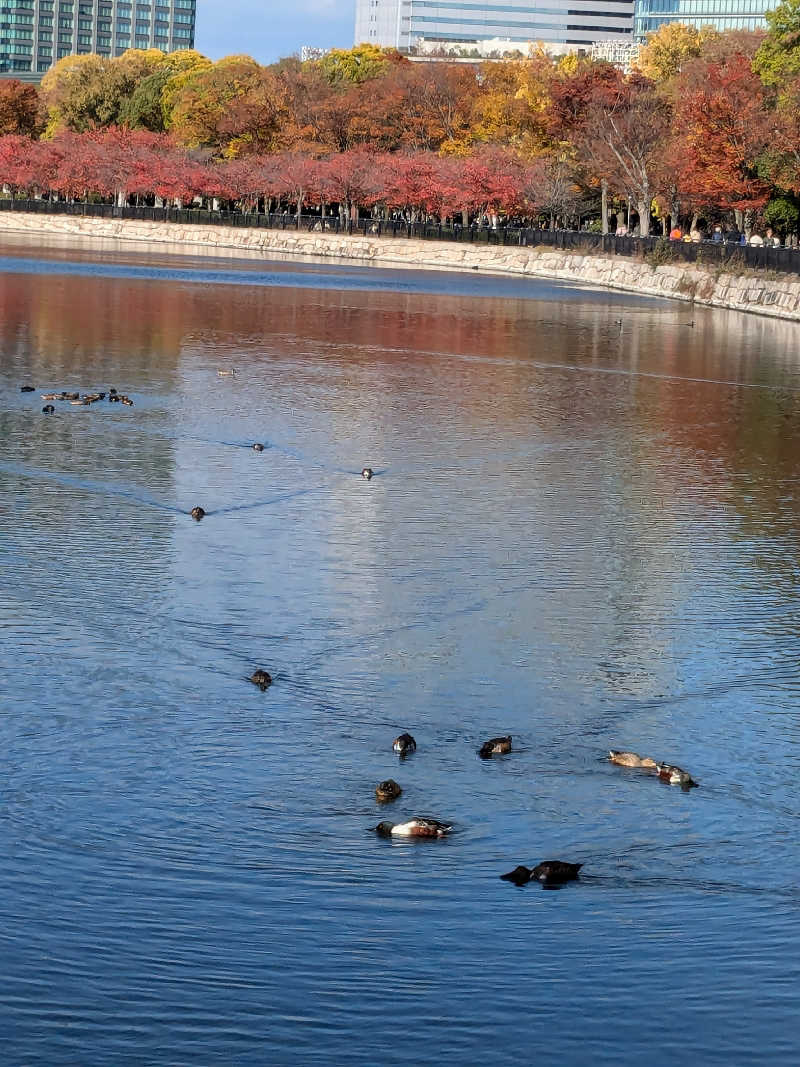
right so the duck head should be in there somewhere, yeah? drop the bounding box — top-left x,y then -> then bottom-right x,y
191,506 -> 205,521
374,822 -> 394,837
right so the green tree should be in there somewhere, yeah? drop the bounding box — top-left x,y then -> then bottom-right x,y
754,0 -> 800,86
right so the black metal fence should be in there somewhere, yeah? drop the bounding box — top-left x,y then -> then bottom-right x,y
1,198 -> 797,276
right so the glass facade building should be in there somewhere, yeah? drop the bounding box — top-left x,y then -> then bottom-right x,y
0,0 -> 195,79
355,0 -> 635,52
634,0 -> 773,40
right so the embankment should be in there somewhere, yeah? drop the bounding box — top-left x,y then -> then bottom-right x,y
2,210 -> 800,321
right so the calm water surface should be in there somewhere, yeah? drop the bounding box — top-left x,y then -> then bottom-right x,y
1,233 -> 800,1064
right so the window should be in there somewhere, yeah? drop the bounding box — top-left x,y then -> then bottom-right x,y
78,18 -> 92,28
174,10 -> 191,20
117,17 -> 130,25
58,18 -> 72,28
172,25 -> 190,35
77,33 -> 91,43
98,34 -> 110,44
38,59 -> 52,69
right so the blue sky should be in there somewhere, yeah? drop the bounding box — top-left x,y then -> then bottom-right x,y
194,0 -> 355,64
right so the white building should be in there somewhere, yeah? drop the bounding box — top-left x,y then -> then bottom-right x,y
354,0 -> 634,53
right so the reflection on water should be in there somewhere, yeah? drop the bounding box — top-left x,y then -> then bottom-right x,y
2,233 -> 800,1065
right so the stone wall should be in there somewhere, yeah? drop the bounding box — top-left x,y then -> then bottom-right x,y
3,210 -> 800,321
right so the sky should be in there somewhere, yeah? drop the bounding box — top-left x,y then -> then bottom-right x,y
194,0 -> 355,65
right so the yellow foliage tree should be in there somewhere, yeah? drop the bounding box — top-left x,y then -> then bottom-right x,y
636,22 -> 719,83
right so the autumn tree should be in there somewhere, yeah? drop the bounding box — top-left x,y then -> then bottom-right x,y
577,75 -> 671,236
168,56 -> 286,156
317,44 -> 404,85
673,51 -> 773,218
0,80 -> 41,137
318,150 -> 381,221
637,22 -> 718,84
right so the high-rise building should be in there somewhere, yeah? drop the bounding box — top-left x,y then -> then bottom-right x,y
634,0 -> 773,39
354,0 -> 634,53
0,0 -> 196,80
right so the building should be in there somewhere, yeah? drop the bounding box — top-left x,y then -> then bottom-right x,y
590,37 -> 639,69
354,0 -> 634,53
300,45 -> 330,62
0,0 -> 196,80
634,0 -> 773,40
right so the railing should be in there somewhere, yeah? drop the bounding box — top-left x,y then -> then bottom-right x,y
1,198 -> 797,276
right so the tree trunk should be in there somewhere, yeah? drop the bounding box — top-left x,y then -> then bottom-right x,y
296,189 -> 304,219
601,179 -> 608,236
637,198 -> 650,237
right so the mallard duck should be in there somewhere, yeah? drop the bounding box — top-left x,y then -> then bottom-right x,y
41,393 -> 59,401
65,392 -> 79,401
252,443 -> 265,452
608,750 -> 657,768
42,404 -> 55,415
501,861 -> 583,886
248,668 -> 272,690
362,467 -> 373,480
392,733 -> 416,756
375,779 -> 402,802
656,763 -> 698,788
121,397 -> 134,407
374,818 -> 451,838
20,385 -> 35,392
479,736 -> 512,759
190,506 -> 205,521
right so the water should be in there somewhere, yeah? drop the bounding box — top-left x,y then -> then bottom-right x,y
1,232 -> 800,1064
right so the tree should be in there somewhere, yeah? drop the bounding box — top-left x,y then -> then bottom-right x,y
577,75 -> 671,236
673,52 -> 773,215
318,150 -> 382,221
168,56 -> 285,156
754,0 -> 800,86
318,44 -> 403,85
0,80 -> 41,137
637,22 -> 718,84
521,154 -> 585,227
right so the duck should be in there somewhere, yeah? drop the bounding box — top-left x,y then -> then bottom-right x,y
361,467 -> 373,480
392,733 -> 416,756
479,736 -> 512,759
42,404 -> 55,415
655,763 -> 698,788
190,506 -> 205,521
501,861 -> 583,887
109,388 -> 118,396
252,443 -> 265,452
248,668 -> 272,690
120,396 -> 134,407
608,750 -> 657,769
65,392 -> 79,401
41,393 -> 59,401
374,818 -> 451,838
20,385 -> 35,392
375,779 -> 402,802
217,368 -> 236,377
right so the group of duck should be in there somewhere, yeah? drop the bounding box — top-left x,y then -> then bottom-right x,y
22,385 -> 134,413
